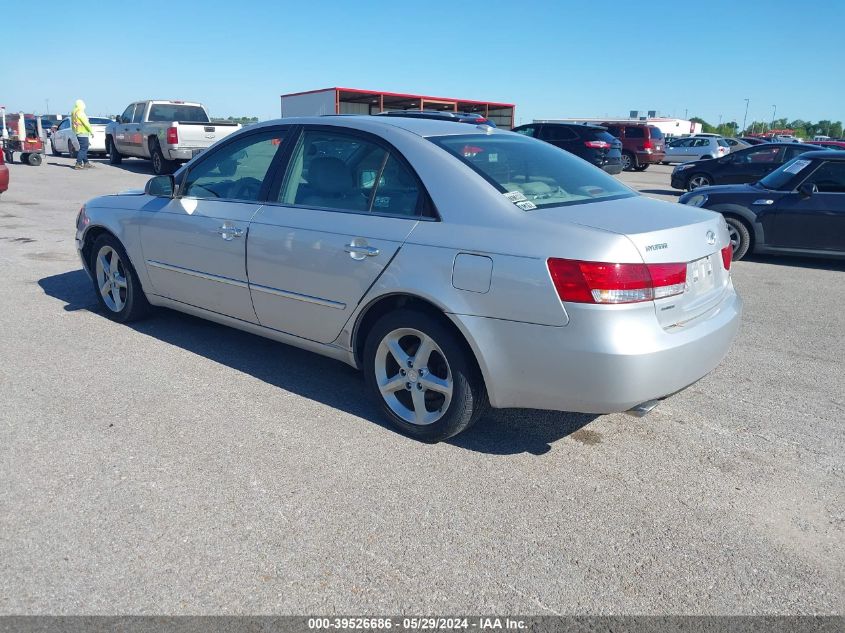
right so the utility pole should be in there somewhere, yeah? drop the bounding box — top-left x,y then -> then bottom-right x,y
771,105 -> 777,130
684,108 -> 688,119
46,99 -> 50,115
742,99 -> 750,135
718,114 -> 723,128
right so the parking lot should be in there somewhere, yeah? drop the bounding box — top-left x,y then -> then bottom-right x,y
0,153 -> 842,615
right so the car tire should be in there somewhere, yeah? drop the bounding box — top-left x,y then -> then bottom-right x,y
687,174 -> 712,190
107,138 -> 123,165
3,150 -> 12,163
27,153 -> 42,166
621,152 -> 635,171
149,138 -> 175,175
724,216 -> 752,261
633,163 -> 649,171
51,139 -> 61,156
363,309 -> 488,442
89,233 -> 151,323
700,155 -> 713,160
20,153 -> 28,164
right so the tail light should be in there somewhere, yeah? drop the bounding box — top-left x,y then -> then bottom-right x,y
721,245 -> 732,270
584,140 -> 611,149
166,127 -> 178,144
475,117 -> 489,124
643,140 -> 653,149
547,258 -> 687,304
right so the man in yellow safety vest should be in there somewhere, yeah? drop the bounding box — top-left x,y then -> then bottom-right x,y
71,99 -> 93,170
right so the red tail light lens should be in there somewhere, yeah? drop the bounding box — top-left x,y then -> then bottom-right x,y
643,140 -> 653,149
721,245 -> 732,270
584,140 -> 611,149
166,127 -> 178,144
547,259 -> 687,304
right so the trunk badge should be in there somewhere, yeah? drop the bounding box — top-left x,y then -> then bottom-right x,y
706,230 -> 716,245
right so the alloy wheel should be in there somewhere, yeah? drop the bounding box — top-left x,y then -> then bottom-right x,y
94,245 -> 128,312
727,224 -> 740,253
374,328 -> 453,426
689,175 -> 711,190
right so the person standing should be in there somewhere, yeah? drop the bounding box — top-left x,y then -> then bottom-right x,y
71,99 -> 94,170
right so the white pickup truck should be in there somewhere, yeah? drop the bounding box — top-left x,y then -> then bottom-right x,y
106,100 -> 241,174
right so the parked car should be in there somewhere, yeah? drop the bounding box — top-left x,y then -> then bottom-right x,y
375,110 -> 497,127
679,151 -> 845,260
600,123 -> 666,171
663,136 -> 730,165
723,138 -> 750,152
739,137 -> 769,145
809,140 -> 845,150
106,100 -> 242,175
75,116 -> 741,441
51,117 -> 112,157
511,122 -> 623,175
671,142 -> 826,191
0,148 -> 9,196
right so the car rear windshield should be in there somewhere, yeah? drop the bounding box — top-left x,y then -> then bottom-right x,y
429,133 -> 635,209
147,104 -> 210,123
648,126 -> 664,139
717,139 -> 730,147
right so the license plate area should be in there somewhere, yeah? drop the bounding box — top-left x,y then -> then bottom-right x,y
686,255 -> 716,296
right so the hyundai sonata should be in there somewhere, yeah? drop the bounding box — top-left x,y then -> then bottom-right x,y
76,116 -> 741,441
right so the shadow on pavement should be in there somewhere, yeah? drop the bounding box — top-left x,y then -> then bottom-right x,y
742,254 -> 845,272
38,269 -> 598,455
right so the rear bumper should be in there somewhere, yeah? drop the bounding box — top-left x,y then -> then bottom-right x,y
164,147 -> 193,161
602,163 -> 623,175
636,150 -> 666,164
0,165 -> 8,192
451,286 -> 742,412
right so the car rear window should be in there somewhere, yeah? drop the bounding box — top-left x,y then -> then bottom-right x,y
429,133 -> 635,209
148,104 -> 210,123
624,126 -> 645,138
89,118 -> 112,125
648,126 -> 664,139
717,139 -> 730,147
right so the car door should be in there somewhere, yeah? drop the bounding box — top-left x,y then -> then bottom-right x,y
246,126 -> 422,344
722,145 -> 785,184
138,127 -> 289,322
55,118 -> 72,153
113,104 -> 136,156
768,160 -> 845,251
125,102 -> 147,157
666,138 -> 690,162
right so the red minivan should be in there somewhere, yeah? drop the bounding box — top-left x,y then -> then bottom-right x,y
0,148 -> 9,196
600,123 -> 666,171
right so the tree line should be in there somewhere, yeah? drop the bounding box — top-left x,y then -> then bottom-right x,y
691,116 -> 843,139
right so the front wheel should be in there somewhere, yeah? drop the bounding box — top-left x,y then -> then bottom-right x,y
27,153 -> 42,166
363,309 -> 487,442
687,173 -> 712,190
724,216 -> 752,261
108,138 -> 122,165
90,234 -> 150,322
633,163 -> 649,171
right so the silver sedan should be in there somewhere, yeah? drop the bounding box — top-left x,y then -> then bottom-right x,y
75,116 -> 742,441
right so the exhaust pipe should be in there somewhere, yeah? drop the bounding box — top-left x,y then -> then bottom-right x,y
625,399 -> 662,418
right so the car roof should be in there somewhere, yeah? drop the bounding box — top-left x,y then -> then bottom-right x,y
800,150 -> 845,160
249,115 -> 500,137
526,122 -> 606,130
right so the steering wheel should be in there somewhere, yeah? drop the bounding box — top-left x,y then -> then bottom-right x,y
229,177 -> 262,201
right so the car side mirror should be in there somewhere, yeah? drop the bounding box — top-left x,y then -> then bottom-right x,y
145,175 -> 175,197
798,182 -> 815,198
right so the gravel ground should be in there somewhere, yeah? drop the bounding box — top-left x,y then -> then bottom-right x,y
0,152 -> 842,615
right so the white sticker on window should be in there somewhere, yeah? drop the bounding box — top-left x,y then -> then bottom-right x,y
488,153 -> 498,162
503,190 -> 528,203
783,159 -> 812,174
516,200 -> 537,211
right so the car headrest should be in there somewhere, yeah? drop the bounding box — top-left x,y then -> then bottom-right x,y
308,157 -> 354,194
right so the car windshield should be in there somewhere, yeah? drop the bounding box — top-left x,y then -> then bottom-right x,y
89,117 -> 112,125
147,104 -> 209,123
757,156 -> 817,190
430,133 -> 635,209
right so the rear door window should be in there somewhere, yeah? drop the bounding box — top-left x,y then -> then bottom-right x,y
604,125 -> 621,137
624,126 -> 645,138
131,104 -> 145,124
514,126 -> 537,137
542,126 -> 578,141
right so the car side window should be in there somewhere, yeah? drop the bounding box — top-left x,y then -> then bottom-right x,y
744,146 -> 784,163
59,119 -> 70,130
625,126 -> 645,138
279,129 -> 421,217
784,146 -> 810,161
605,126 -> 621,136
119,105 -> 134,124
182,129 -> 286,202
543,126 -> 578,142
514,126 -> 536,137
131,104 -> 145,124
804,162 -> 845,193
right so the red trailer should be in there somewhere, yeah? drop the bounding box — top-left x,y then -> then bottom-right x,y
2,113 -> 46,165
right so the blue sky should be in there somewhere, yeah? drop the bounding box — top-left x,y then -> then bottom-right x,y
4,0 -> 843,126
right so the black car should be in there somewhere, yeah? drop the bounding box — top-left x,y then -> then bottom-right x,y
678,151 -> 845,260
375,110 -> 497,127
671,142 -> 825,191
511,123 -> 623,175
739,137 -> 770,146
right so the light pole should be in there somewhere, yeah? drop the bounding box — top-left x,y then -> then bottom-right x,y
742,98 -> 750,135
771,104 -> 777,130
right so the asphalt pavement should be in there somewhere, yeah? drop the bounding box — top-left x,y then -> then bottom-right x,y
0,152 -> 842,615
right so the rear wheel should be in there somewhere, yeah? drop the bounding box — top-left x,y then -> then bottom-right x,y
633,163 -> 649,171
27,153 -> 42,166
363,309 -> 488,442
107,138 -> 122,165
149,138 -> 175,175
724,216 -> 752,261
51,138 -> 61,156
687,173 -> 712,190
621,152 -> 635,171
89,234 -> 150,322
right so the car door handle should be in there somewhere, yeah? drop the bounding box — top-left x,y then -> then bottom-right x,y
212,226 -> 244,240
344,243 -> 380,260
